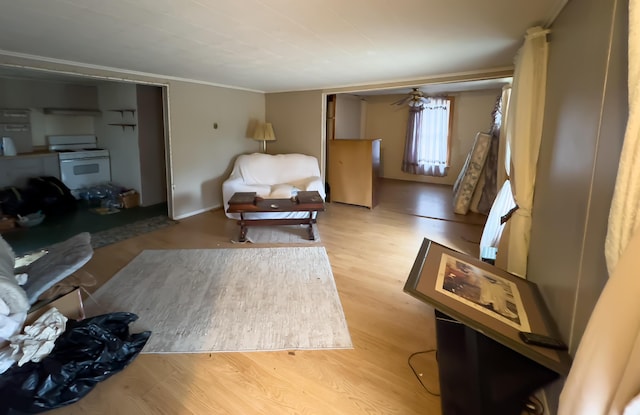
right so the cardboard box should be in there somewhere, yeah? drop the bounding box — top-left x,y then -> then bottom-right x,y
26,288 -> 85,325
0,216 -> 16,233
119,191 -> 140,208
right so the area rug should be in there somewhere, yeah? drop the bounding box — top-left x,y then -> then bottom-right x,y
85,247 -> 352,353
230,224 -> 321,244
91,215 -> 178,249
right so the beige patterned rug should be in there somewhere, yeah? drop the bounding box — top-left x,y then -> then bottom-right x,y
85,247 -> 351,353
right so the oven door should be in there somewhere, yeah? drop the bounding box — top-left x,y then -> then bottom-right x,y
59,156 -> 111,191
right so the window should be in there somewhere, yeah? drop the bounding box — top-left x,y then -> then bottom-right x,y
402,96 -> 454,177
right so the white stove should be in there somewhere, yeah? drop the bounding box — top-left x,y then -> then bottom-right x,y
47,135 -> 111,194
55,148 -> 110,160
48,135 -> 109,159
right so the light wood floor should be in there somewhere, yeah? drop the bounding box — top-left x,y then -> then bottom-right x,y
50,181 -> 485,415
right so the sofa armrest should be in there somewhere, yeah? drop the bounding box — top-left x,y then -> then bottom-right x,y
222,179 -> 272,219
222,177 -> 246,200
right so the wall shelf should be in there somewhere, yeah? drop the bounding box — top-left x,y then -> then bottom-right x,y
43,108 -> 102,116
108,123 -> 137,131
108,108 -> 137,131
108,109 -> 136,117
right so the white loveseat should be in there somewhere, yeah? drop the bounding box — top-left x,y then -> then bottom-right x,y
222,153 -> 325,219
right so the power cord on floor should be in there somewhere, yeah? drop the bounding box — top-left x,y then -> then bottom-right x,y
407,349 -> 440,397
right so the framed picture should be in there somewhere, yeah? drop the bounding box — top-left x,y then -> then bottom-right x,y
404,238 -> 571,375
435,252 -> 531,331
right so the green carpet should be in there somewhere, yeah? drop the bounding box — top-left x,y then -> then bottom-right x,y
3,202 -> 171,255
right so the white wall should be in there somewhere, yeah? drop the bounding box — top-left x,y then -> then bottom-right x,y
0,78 -> 98,109
30,110 -> 96,146
527,0 -> 626,411
0,78 -> 99,146
363,89 -> 500,185
334,94 -> 362,139
168,81 -> 265,218
265,90 -> 325,175
96,83 -> 142,196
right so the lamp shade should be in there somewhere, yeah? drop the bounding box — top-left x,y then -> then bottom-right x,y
252,123 -> 277,142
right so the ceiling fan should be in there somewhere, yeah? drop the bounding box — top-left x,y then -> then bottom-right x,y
391,88 -> 430,107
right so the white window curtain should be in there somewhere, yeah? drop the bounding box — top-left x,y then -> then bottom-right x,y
497,26 -> 550,278
402,97 -> 450,177
480,86 -> 513,261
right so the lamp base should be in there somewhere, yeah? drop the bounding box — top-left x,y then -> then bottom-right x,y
260,140 -> 267,153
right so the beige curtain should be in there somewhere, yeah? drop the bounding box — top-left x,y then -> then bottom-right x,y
496,26 -> 550,278
606,0 -> 640,274
559,228 -> 640,415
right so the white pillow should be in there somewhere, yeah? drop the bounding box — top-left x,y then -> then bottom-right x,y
269,184 -> 295,199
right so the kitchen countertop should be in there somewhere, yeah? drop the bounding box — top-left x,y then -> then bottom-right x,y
1,148 -> 58,159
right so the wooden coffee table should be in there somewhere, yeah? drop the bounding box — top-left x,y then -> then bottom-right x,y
226,191 -> 325,242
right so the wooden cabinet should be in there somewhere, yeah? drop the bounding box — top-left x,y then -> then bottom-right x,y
328,138 -> 381,208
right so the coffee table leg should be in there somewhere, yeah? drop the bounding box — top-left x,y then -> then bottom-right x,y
307,212 -> 316,240
239,213 -> 248,242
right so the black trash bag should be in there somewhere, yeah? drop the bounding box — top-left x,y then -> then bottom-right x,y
26,176 -> 78,217
0,312 -> 151,414
0,186 -> 39,216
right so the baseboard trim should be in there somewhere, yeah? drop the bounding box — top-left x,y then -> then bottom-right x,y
173,204 -> 222,220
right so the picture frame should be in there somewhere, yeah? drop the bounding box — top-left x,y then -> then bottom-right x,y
404,238 -> 571,375
435,251 -> 531,332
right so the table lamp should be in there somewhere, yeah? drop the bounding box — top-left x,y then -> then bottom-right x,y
252,122 -> 276,153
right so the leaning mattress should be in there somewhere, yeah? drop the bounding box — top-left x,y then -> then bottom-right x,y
452,132 -> 492,215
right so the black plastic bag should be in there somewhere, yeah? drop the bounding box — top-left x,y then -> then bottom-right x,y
0,312 -> 151,414
0,186 -> 39,216
26,176 -> 78,217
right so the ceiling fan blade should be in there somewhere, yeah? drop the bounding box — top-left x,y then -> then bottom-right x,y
390,88 -> 426,106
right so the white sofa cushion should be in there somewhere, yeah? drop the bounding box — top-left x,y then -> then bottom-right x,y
237,153 -> 320,186
222,153 -> 325,219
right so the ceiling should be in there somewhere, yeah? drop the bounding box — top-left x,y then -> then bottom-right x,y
0,0 -> 566,93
